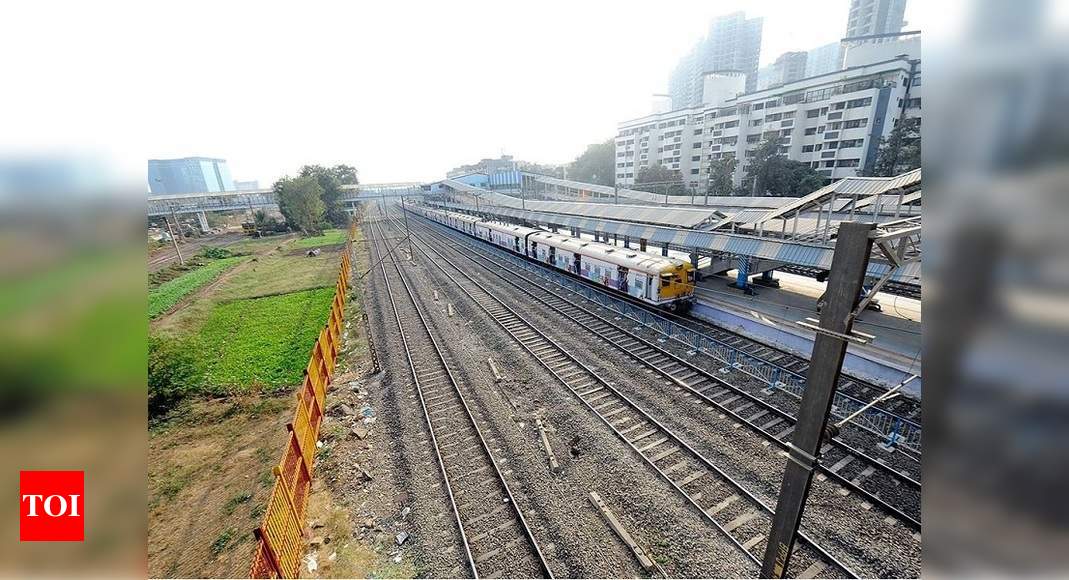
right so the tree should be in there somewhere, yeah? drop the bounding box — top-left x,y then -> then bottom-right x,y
707,156 -> 738,197
746,136 -> 827,196
275,175 -> 326,234
634,163 -> 687,195
298,164 -> 357,227
567,139 -> 615,186
867,120 -> 920,177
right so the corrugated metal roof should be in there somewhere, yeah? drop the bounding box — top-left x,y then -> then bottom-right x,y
525,174 -> 664,203
427,202 -> 919,282
442,180 -> 724,229
754,169 -> 922,224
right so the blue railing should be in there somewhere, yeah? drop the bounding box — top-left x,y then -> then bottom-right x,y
409,209 -> 922,454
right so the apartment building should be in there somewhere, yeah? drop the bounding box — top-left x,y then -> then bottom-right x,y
616,56 -> 921,192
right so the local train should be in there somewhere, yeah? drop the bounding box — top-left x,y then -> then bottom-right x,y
408,205 -> 696,311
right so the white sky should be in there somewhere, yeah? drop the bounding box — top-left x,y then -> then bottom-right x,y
0,1 -> 927,188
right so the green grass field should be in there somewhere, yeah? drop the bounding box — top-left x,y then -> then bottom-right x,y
195,287 -> 335,389
292,229 -> 346,249
149,257 -> 245,319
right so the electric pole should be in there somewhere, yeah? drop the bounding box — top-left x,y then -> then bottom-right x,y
165,205 -> 185,265
760,221 -> 874,578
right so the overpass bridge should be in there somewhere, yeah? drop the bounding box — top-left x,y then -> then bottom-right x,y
147,182 -> 424,228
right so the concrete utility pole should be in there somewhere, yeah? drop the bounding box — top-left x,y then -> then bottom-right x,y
165,205 -> 184,265
400,194 -> 412,253
760,221 -> 874,578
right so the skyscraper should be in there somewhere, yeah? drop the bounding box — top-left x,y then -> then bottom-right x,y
806,42 -> 841,77
668,12 -> 763,109
148,157 -> 235,194
845,0 -> 907,39
756,52 -> 808,90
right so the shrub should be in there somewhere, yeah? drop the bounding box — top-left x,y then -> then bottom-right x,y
149,337 -> 203,417
200,246 -> 235,260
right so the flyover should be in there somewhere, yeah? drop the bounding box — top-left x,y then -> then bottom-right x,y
147,182 -> 425,226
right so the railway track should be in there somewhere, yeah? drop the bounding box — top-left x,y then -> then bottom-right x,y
366,218 -> 553,579
404,209 -> 921,458
387,215 -> 858,579
399,215 -> 921,530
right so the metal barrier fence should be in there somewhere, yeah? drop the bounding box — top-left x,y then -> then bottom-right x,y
412,212 -> 922,454
249,224 -> 355,579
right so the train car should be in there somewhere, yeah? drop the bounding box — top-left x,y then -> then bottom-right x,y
526,231 -> 695,311
409,205 -> 695,311
483,221 -> 540,255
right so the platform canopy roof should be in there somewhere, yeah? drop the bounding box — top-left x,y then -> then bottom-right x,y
441,179 -> 725,229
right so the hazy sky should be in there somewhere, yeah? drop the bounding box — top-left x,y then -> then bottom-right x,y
2,1 -> 926,188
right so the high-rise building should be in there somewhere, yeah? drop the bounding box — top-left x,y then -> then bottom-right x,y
845,0 -> 908,39
757,52 -> 808,91
806,42 -> 841,77
617,56 -> 921,191
148,157 -> 234,194
668,12 -> 763,109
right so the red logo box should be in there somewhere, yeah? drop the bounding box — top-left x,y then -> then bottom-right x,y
19,470 -> 84,542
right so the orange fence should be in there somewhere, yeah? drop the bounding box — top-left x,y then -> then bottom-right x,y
250,224 -> 355,578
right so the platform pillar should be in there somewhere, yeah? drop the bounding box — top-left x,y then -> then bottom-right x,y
197,211 -> 210,233
639,238 -> 647,252
755,269 -> 781,288
661,243 -> 669,257
623,236 -> 630,249
734,257 -> 749,289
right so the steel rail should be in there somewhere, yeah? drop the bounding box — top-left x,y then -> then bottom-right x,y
366,217 -> 553,579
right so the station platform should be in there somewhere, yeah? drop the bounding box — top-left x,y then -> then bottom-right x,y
693,271 -> 922,397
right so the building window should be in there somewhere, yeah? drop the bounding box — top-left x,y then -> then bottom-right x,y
847,97 -> 872,108
802,145 -> 814,152
839,138 -> 863,148
694,129 -> 703,135
690,169 -> 699,175
825,131 -> 839,139
751,119 -> 762,126
692,142 -> 701,148
692,155 -> 701,161
806,109 -> 820,118
753,103 -> 764,110
906,97 -> 922,109
836,158 -> 860,167
781,119 -> 794,127
805,127 -> 817,136
826,141 -> 838,149
828,111 -> 843,120
843,118 -> 867,129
